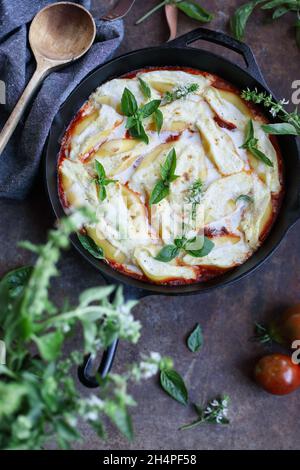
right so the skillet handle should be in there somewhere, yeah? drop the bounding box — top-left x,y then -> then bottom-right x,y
167,27 -> 268,88
77,283 -> 146,388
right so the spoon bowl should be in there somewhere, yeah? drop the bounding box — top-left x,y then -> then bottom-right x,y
29,2 -> 96,63
0,2 -> 96,155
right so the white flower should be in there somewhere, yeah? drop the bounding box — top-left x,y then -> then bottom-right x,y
89,395 -> 104,409
280,98 -> 289,105
86,411 -> 98,422
270,107 -> 278,117
150,352 -> 161,363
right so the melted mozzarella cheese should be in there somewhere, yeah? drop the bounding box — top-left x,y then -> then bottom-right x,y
196,102 -> 245,175
203,87 -> 248,129
134,246 -> 197,281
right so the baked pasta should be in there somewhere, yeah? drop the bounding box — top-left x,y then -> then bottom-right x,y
58,67 -> 283,285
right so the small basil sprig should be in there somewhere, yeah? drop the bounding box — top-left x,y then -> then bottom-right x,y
155,235 -> 214,262
240,120 -> 273,167
136,1 -> 213,25
121,88 -> 161,144
93,160 -> 116,201
137,78 -> 164,132
187,324 -> 203,353
160,368 -> 188,406
149,148 -> 179,205
77,233 -> 104,259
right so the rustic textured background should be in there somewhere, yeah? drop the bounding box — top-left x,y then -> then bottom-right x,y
1,0 -> 300,450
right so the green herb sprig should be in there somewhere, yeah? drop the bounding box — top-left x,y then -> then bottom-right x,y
186,179 -> 203,221
136,1 -> 213,25
240,120 -> 274,167
230,0 -> 300,49
155,235 -> 214,262
149,148 -> 179,205
121,88 -> 161,143
93,160 -> 116,201
241,88 -> 300,135
162,83 -> 199,105
0,210 -> 171,449
180,395 -> 230,430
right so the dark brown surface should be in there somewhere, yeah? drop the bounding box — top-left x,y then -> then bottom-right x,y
1,0 -> 300,450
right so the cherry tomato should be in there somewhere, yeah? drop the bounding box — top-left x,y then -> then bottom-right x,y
254,354 -> 300,395
278,305 -> 300,346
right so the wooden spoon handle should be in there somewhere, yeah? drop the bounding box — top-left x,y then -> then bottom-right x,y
0,64 -> 48,156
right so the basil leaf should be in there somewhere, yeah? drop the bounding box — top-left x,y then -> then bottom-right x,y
187,324 -> 203,353
160,369 -> 188,406
185,236 -> 214,257
174,237 -> 187,249
155,245 -> 180,262
34,331 -> 64,361
177,1 -> 213,23
138,77 -> 151,99
242,119 -> 255,146
160,148 -> 177,182
272,5 -> 292,18
249,146 -> 274,167
236,194 -> 254,203
0,266 -> 32,305
262,0 -> 298,9
154,109 -> 163,133
121,87 -> 138,116
125,115 -> 138,130
77,233 -> 104,259
129,122 -> 149,144
230,1 -> 264,40
98,184 -> 107,201
139,99 -> 161,119
95,160 -> 105,180
261,122 -> 299,135
149,179 -> 169,205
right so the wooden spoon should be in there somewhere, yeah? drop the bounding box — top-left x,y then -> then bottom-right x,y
0,2 -> 96,155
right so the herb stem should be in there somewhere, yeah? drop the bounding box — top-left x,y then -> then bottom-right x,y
40,305 -> 117,327
135,0 -> 167,24
179,419 -> 205,431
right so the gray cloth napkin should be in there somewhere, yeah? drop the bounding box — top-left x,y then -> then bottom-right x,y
0,0 -> 124,200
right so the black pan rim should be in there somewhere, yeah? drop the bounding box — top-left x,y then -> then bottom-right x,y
44,40 -> 299,296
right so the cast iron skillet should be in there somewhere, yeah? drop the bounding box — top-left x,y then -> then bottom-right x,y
45,28 -> 300,387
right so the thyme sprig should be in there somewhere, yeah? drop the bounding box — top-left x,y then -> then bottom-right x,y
162,83 -> 199,105
186,179 -> 203,221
